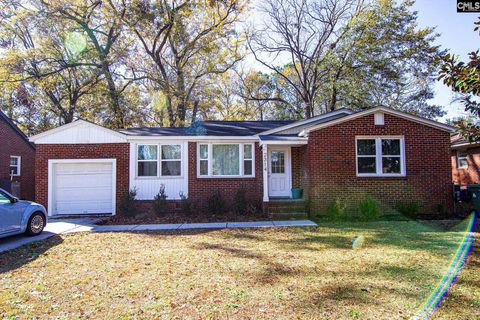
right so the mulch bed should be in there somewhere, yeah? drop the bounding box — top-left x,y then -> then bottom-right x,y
96,211 -> 272,225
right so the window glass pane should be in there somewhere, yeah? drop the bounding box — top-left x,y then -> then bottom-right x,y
200,144 -> 208,159
200,160 -> 209,175
382,157 -> 401,174
382,139 -> 400,155
138,162 -> 157,176
138,145 -> 157,160
244,144 -> 252,159
358,157 -> 376,174
162,145 -> 181,160
244,160 -> 253,175
0,192 -> 10,204
10,157 -> 18,166
212,144 -> 240,175
9,166 -> 18,175
271,151 -> 285,174
162,161 -> 181,176
357,139 -> 376,155
458,152 -> 468,168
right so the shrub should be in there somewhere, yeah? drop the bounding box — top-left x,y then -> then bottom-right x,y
153,184 -> 168,216
119,188 -> 137,217
179,191 -> 197,216
207,190 -> 226,215
395,200 -> 421,218
358,196 -> 381,221
325,197 -> 348,221
233,186 -> 248,215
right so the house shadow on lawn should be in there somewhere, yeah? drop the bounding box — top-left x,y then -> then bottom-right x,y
0,235 -> 64,274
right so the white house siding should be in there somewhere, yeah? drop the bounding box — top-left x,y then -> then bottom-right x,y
31,121 -> 126,144
129,141 -> 189,200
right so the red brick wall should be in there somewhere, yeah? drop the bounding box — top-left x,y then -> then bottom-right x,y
35,144 -> 129,212
307,113 -> 452,215
292,145 -> 309,198
0,119 -> 35,200
187,142 -> 264,212
451,147 -> 480,184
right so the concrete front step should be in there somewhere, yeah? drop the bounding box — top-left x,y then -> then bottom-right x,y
268,199 -> 307,215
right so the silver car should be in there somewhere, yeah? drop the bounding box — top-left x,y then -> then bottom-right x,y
0,188 -> 47,238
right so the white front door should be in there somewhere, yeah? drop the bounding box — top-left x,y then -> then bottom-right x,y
268,147 -> 291,197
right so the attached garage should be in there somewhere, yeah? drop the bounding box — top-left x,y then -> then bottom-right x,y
49,159 -> 116,216
30,120 -> 129,217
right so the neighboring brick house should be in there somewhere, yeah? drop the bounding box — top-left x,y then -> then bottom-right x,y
451,134 -> 480,184
0,110 -> 35,200
29,107 -> 454,217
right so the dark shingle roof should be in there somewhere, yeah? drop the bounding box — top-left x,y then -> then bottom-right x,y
0,109 -> 35,149
119,120 -> 295,136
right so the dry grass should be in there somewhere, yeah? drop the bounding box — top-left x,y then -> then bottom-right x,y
0,220 -> 478,319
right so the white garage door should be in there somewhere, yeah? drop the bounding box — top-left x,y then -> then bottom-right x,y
52,161 -> 115,215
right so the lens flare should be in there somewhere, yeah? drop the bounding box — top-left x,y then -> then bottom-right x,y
64,32 -> 87,56
414,212 -> 476,320
352,235 -> 365,249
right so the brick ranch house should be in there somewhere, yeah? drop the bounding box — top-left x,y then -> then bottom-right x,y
29,107 -> 455,217
451,133 -> 480,184
0,109 -> 35,200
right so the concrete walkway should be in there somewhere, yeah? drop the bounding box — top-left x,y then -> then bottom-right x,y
0,219 -> 317,254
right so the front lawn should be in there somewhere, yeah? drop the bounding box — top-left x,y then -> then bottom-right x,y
0,220 -> 478,319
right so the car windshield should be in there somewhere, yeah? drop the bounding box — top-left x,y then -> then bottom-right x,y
0,191 -> 11,204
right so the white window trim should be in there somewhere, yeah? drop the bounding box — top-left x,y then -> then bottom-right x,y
10,156 -> 21,176
355,136 -> 406,177
457,150 -> 469,169
136,143 -> 183,179
197,142 -> 255,178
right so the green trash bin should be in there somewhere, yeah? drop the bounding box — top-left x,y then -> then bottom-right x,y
291,188 -> 303,199
468,184 -> 480,213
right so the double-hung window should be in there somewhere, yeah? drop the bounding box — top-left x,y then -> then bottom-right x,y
138,145 -> 158,177
457,151 -> 468,169
137,144 -> 182,177
9,156 -> 21,176
356,137 -> 405,177
161,145 -> 181,176
198,143 -> 254,177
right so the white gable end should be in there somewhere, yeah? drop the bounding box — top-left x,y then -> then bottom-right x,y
30,120 -> 127,144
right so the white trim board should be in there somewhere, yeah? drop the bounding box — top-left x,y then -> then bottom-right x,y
299,107 -> 455,136
258,109 -> 355,136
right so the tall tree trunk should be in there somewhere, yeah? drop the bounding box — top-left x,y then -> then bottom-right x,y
101,61 -> 124,128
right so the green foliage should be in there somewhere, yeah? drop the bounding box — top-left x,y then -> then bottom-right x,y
439,36 -> 480,141
119,188 -> 137,217
153,185 -> 168,217
179,191 -> 197,216
325,197 -> 348,221
358,196 -> 381,221
395,200 -> 422,218
207,190 -> 226,215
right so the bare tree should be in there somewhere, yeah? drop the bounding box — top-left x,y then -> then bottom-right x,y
248,0 -> 365,118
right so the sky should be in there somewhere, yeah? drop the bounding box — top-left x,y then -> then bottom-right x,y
412,0 -> 478,121
247,0 -> 479,122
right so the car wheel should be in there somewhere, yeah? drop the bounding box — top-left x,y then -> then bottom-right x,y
26,212 -> 46,236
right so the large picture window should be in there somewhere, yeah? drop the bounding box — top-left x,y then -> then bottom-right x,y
356,137 -> 405,177
137,144 -> 182,177
198,143 -> 254,177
